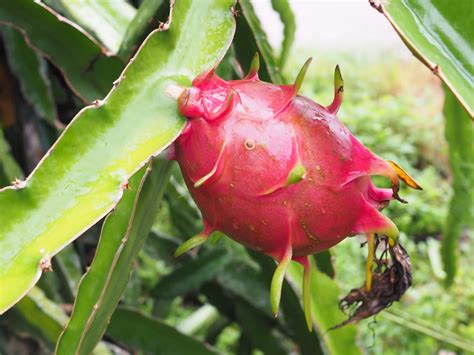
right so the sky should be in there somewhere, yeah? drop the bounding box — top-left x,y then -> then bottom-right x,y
253,0 -> 409,54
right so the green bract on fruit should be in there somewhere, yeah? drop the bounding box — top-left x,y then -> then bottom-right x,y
170,54 -> 421,330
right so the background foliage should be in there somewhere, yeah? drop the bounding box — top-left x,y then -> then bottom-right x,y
0,0 -> 472,354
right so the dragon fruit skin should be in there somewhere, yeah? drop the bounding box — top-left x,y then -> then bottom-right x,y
172,56 -> 420,329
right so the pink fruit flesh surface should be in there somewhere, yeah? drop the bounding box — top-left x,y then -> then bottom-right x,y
173,61 -> 408,263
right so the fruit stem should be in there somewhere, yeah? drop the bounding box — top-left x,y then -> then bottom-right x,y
365,233 -> 375,292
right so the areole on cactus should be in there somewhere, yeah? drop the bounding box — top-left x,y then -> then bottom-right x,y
168,54 -> 422,330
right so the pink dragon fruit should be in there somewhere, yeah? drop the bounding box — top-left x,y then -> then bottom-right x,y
171,55 -> 421,330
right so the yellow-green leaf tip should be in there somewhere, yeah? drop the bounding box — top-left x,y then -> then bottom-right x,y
294,58 -> 313,94
287,164 -> 306,185
174,234 -> 208,257
246,52 -> 260,78
270,254 -> 292,317
334,64 -> 344,92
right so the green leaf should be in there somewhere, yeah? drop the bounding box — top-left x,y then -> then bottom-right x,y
247,251 -> 324,355
118,0 -> 168,61
287,261 -> 362,355
107,307 -> 218,355
270,0 -> 295,70
1,27 -> 57,123
207,244 -> 324,354
152,249 -> 232,299
164,173 -> 202,237
12,287 -> 110,354
215,44 -> 239,80
217,260 -> 271,314
15,287 -> 68,345
36,267 -> 64,305
441,86 -> 473,286
0,0 -> 236,315
375,0 -> 474,117
0,0 -> 123,101
237,0 -> 284,84
314,251 -> 335,278
176,304 -> 220,336
52,245 -> 83,301
146,230 -> 182,268
381,310 -> 474,352
45,0 -> 136,54
8,288 -> 110,353
56,159 -> 172,355
0,129 -> 23,186
1,308 -> 54,351
234,299 -> 289,355
122,265 -> 142,308
202,281 -> 290,354
40,248 -> 81,304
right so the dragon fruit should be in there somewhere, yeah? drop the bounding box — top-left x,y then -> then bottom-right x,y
171,54 -> 421,330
